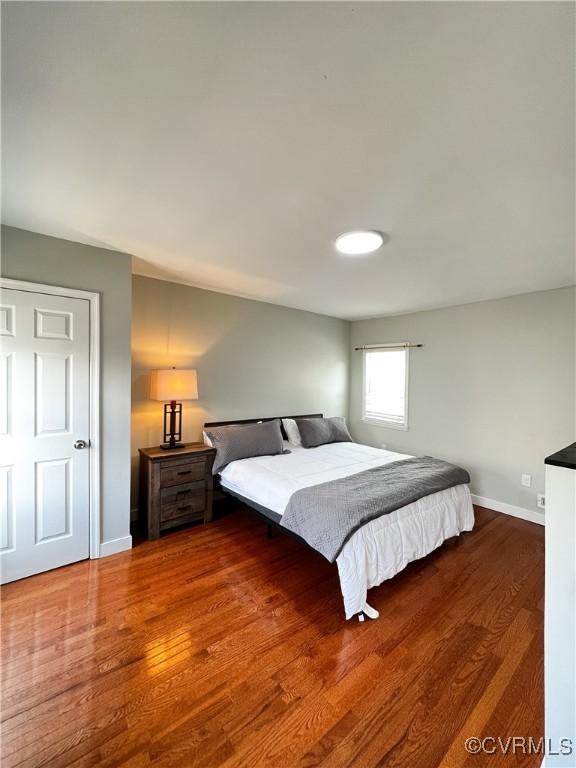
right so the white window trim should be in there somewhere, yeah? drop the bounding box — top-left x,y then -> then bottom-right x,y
0,277 -> 102,558
361,343 -> 410,430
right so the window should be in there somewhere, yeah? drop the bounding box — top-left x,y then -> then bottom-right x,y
362,345 -> 409,429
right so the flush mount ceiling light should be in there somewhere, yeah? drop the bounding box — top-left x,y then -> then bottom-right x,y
335,230 -> 385,255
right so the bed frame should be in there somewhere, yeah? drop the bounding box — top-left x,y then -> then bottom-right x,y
205,414 -> 323,439
204,413 -> 322,542
203,413 -> 379,621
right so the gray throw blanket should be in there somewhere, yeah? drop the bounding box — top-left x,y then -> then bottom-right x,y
280,456 -> 470,562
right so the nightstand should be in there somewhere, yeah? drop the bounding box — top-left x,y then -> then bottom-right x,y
138,443 -> 216,540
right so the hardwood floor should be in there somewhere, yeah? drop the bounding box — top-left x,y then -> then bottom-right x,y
1,505 -> 544,768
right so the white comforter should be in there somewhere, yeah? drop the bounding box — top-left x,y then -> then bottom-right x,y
220,442 -> 474,618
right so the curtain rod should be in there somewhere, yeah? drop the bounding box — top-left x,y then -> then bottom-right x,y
354,343 -> 423,351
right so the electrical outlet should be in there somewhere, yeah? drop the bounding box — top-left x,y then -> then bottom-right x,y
381,443 -> 388,450
537,494 -> 545,510
521,474 -> 532,488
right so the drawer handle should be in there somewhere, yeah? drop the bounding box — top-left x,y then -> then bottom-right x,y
176,470 -> 192,476
178,504 -> 192,511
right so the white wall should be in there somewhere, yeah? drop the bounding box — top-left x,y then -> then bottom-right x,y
1,226 -> 132,549
131,274 -> 350,508
350,287 -> 575,513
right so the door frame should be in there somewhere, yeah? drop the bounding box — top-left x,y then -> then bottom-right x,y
0,277 -> 102,558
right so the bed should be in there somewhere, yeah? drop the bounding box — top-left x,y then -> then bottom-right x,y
205,415 -> 474,620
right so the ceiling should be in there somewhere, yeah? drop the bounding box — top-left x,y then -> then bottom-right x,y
2,2 -> 574,320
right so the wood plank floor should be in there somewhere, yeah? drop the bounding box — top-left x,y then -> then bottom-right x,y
1,505 -> 544,768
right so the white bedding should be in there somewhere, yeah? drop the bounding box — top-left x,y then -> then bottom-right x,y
220,442 -> 474,618
220,441 -> 415,513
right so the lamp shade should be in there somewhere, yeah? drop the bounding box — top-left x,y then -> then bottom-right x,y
150,368 -> 198,401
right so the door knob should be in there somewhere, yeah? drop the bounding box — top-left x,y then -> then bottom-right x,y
74,440 -> 89,450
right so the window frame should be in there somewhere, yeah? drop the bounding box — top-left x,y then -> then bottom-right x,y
361,343 -> 410,430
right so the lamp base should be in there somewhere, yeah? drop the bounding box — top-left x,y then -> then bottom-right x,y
160,401 -> 183,451
160,441 -> 184,450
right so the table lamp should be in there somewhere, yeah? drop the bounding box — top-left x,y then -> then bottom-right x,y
150,368 -> 198,449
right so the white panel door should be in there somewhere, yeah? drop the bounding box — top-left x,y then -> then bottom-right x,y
0,288 -> 90,583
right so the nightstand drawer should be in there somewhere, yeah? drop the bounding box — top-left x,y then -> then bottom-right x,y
160,461 -> 206,487
160,481 -> 205,507
160,490 -> 206,522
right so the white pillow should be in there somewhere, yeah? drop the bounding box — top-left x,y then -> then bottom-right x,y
202,430 -> 213,447
282,418 -> 302,447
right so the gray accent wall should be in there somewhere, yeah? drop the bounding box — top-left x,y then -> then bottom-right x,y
131,275 -> 350,508
1,225 -> 132,546
350,287 -> 576,513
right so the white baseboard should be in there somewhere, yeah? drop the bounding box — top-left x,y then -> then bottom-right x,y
471,494 -> 545,526
99,535 -> 133,557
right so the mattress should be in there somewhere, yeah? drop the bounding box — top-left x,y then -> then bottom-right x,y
219,441 -> 415,515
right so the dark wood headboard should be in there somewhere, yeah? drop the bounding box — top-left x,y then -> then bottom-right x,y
204,414 -> 323,440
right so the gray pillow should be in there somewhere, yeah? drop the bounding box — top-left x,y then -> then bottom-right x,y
204,419 -> 285,474
295,417 -> 353,448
